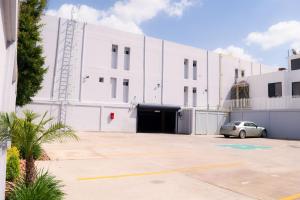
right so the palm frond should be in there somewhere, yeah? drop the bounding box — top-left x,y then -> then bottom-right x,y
0,112 -> 15,142
37,122 -> 78,144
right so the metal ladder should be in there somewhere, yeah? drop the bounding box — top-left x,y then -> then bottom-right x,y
58,19 -> 76,124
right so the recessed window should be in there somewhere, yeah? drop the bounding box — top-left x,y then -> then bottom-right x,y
235,69 -> 239,79
241,70 -> 245,77
123,79 -> 129,102
268,82 -> 282,98
111,44 -> 118,69
111,78 -> 117,98
184,86 -> 188,106
192,87 -> 197,107
193,60 -> 197,80
291,58 -> 300,71
292,82 -> 300,97
184,59 -> 189,79
99,77 -> 104,83
124,47 -> 130,70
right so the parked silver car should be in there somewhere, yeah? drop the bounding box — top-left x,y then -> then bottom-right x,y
220,121 -> 267,139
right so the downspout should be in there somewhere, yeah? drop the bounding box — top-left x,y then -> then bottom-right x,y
161,40 -> 165,105
143,36 -> 146,103
206,50 -> 209,110
79,22 -> 86,102
51,17 -> 61,99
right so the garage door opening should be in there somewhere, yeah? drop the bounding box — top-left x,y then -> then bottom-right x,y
137,104 -> 180,134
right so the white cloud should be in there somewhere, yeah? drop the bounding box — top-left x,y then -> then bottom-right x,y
246,21 -> 300,51
46,0 -> 195,34
214,45 -> 257,62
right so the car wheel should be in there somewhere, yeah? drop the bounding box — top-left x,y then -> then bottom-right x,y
239,131 -> 246,139
261,130 -> 267,138
224,135 -> 230,138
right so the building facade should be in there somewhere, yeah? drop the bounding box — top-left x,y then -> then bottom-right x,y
230,54 -> 300,139
0,0 -> 18,199
26,15 -> 276,134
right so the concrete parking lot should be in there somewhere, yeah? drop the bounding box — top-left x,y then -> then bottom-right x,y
37,132 -> 300,200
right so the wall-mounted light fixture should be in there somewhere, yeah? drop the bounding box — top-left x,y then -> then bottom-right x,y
83,75 -> 90,82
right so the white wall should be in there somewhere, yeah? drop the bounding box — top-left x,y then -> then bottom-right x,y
144,36 -> 162,104
231,110 -> 300,140
0,0 -> 18,199
244,69 -> 300,110
28,15 -> 277,133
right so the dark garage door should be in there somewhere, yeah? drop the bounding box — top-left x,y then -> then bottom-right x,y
137,104 -> 180,133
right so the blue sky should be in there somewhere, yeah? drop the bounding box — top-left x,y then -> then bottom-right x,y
47,0 -> 300,67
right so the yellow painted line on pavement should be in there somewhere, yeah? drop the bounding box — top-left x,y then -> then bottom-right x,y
78,162 -> 242,181
280,193 -> 300,200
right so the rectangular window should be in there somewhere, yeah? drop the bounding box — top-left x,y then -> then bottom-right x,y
291,58 -> 300,71
123,79 -> 129,102
292,82 -> 300,97
192,87 -> 197,107
235,68 -> 239,79
193,60 -> 197,80
99,77 -> 104,83
124,47 -> 130,70
268,82 -> 282,98
111,44 -> 118,69
241,70 -> 245,77
111,78 -> 117,98
184,86 -> 188,106
184,59 -> 189,79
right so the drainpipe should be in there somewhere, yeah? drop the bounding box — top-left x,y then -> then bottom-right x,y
143,36 -> 146,103
51,17 -> 61,99
161,40 -> 165,105
79,22 -> 86,102
206,50 -> 209,110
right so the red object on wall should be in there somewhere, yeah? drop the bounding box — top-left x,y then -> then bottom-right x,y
110,112 -> 115,120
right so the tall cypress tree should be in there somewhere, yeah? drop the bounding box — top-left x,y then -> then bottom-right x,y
17,0 -> 47,106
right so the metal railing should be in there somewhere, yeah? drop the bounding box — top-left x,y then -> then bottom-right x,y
225,96 -> 300,110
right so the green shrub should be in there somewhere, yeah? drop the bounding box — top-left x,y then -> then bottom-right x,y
19,144 -> 42,160
6,147 -> 20,182
8,171 -> 64,200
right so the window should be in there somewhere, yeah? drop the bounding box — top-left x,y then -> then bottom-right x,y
99,77 -> 104,83
123,79 -> 129,102
184,86 -> 188,106
291,58 -> 300,71
184,59 -> 189,79
241,70 -> 245,77
193,60 -> 197,80
111,45 -> 118,69
192,87 -> 197,107
268,82 -> 282,98
292,82 -> 300,97
235,69 -> 239,79
124,47 -> 130,70
110,78 -> 117,98
244,122 -> 257,127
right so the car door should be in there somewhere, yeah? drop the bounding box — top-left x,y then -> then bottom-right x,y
244,123 -> 256,136
249,123 -> 260,136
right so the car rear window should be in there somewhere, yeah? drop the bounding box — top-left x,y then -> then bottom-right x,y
232,122 -> 241,126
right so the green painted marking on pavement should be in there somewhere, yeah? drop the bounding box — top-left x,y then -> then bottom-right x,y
218,144 -> 272,150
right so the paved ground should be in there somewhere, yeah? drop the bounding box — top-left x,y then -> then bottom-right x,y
37,132 -> 300,200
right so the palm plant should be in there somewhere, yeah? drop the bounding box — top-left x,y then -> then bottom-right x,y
0,110 -> 77,185
8,170 -> 64,200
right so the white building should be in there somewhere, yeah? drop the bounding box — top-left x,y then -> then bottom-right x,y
26,15 -> 276,135
230,54 -> 300,139
0,0 -> 18,199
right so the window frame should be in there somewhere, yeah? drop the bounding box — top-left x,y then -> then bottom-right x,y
292,81 -> 300,97
268,82 -> 282,98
